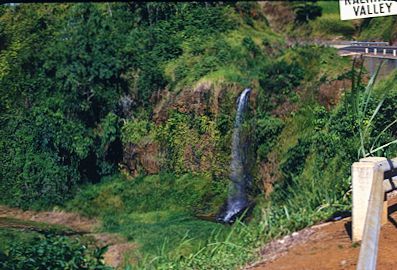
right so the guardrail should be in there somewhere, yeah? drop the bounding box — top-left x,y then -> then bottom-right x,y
351,41 -> 389,47
352,157 -> 397,270
363,48 -> 397,57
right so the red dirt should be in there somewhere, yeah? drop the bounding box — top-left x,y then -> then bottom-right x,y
0,205 -> 98,232
247,197 -> 397,270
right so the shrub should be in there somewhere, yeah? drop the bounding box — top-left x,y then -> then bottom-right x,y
291,1 -> 322,23
259,60 -> 304,96
0,235 -> 110,270
256,115 -> 284,161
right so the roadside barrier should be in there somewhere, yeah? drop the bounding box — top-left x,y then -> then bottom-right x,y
362,47 -> 397,58
352,157 -> 397,270
352,41 -> 389,47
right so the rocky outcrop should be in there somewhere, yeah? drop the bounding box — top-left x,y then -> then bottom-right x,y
123,80 -> 257,177
152,81 -> 250,123
318,79 -> 351,110
172,81 -> 212,115
259,2 -> 295,33
122,142 -> 161,177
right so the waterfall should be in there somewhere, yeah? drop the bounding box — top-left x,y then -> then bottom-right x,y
218,88 -> 251,224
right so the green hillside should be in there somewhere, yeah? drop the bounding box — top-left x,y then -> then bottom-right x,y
1,2 -> 397,269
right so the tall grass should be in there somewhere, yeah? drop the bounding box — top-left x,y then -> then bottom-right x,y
349,59 -> 397,158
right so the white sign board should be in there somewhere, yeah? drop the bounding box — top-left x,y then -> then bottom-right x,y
339,0 -> 397,20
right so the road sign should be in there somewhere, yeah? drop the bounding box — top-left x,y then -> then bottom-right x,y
339,0 -> 397,20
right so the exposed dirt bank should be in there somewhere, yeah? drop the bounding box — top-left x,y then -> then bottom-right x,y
0,205 -> 98,232
247,197 -> 397,270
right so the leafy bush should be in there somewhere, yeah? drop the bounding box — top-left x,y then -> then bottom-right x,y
267,60 -> 304,94
0,235 -> 110,270
279,138 -> 311,184
256,115 -> 284,160
124,2 -> 237,99
291,1 -> 322,23
155,111 -> 224,176
121,119 -> 154,145
0,5 -> 126,207
0,104 -> 89,208
95,112 -> 123,176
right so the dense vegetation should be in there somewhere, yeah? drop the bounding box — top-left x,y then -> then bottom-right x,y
0,222 -> 109,270
1,2 -> 397,269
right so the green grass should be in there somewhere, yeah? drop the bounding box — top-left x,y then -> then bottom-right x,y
103,211 -> 225,260
286,1 -> 355,40
139,157 -> 352,269
358,16 -> 397,42
317,1 -> 339,16
281,46 -> 351,82
0,216 -> 98,253
66,173 -> 230,264
163,8 -> 282,91
291,1 -> 357,39
67,173 -> 227,217
310,14 -> 355,39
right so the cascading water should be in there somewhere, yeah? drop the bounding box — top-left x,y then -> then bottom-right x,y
217,88 -> 251,224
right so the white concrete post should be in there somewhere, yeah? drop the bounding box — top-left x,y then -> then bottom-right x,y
354,157 -> 397,269
352,161 -> 378,242
383,49 -> 387,55
374,48 -> 377,55
394,50 -> 396,57
365,48 -> 369,54
352,157 -> 387,242
357,166 -> 385,270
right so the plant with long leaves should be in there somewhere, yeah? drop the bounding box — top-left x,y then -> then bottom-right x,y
350,58 -> 397,158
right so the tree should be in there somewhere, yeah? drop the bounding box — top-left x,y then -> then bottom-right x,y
290,0 -> 322,23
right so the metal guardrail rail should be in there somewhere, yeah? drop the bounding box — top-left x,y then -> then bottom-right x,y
351,41 -> 389,47
352,157 -> 397,270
